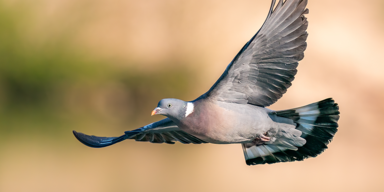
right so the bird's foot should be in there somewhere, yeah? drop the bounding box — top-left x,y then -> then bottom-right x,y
260,133 -> 270,142
252,133 -> 271,145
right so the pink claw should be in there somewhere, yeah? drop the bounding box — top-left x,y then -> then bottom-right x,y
260,134 -> 270,142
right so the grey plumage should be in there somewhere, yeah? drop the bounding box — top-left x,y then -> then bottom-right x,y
204,0 -> 308,106
73,0 -> 340,166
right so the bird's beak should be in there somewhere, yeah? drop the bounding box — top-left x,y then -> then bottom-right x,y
151,107 -> 161,116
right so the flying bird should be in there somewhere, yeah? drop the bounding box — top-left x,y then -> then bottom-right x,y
73,0 -> 340,165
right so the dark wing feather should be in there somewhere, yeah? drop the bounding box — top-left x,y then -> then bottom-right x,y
73,118 -> 207,148
202,0 -> 308,106
73,131 -> 127,148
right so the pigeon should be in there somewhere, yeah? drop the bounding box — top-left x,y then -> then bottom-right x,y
73,0 -> 340,165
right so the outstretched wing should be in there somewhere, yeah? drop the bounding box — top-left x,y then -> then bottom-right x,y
202,0 -> 309,107
73,118 -> 207,148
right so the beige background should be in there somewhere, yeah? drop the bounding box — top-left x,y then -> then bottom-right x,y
0,0 -> 383,191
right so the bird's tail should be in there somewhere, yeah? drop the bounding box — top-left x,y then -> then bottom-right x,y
243,98 -> 340,165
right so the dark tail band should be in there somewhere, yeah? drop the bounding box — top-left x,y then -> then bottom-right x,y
275,98 -> 340,158
244,98 -> 340,165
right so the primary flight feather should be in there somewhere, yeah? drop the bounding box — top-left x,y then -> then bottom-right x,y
73,0 -> 339,165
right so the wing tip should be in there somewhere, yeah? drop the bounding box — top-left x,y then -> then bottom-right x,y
73,130 -> 126,148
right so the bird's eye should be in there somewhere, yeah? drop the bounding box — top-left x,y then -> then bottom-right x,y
167,104 -> 172,108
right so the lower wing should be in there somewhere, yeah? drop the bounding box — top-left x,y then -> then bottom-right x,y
73,118 -> 207,148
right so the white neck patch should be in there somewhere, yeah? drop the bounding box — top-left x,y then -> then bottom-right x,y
185,102 -> 194,117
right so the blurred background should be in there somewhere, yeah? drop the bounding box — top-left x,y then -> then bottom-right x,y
0,0 -> 383,191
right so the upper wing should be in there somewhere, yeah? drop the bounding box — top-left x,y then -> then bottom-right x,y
202,0 -> 309,106
73,118 -> 207,148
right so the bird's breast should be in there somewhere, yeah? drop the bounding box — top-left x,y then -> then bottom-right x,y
177,101 -> 236,143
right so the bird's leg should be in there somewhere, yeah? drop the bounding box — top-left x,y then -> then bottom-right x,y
252,132 -> 271,145
260,133 -> 270,142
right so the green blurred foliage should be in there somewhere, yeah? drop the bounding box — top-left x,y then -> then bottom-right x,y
0,3 -> 195,137
0,3 -> 103,107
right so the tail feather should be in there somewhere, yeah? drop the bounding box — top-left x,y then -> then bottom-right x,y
243,98 -> 340,165
73,131 -> 127,148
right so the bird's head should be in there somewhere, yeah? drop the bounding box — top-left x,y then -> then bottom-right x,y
151,98 -> 193,121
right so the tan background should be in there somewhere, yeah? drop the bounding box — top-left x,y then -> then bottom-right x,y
0,0 -> 383,191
